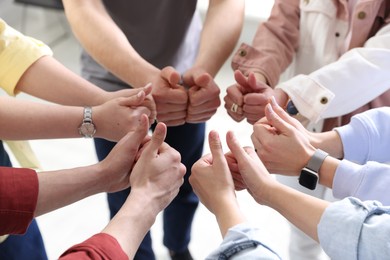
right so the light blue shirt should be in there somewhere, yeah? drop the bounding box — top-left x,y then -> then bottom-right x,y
207,198 -> 390,259
318,197 -> 390,260
333,107 -> 390,204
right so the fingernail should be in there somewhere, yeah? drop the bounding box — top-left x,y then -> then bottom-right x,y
137,91 -> 144,98
270,96 -> 278,107
266,103 -> 274,114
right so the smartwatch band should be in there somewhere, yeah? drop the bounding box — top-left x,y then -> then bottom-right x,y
306,149 -> 329,172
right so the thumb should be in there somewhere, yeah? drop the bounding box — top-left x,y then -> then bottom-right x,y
119,90 -> 146,107
161,66 -> 181,86
247,73 -> 268,92
144,121 -> 167,154
226,131 -> 251,165
264,101 -> 293,135
269,96 -> 303,129
122,114 -> 150,148
207,130 -> 226,167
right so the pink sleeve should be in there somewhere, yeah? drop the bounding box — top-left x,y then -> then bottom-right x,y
231,0 -> 300,87
60,233 -> 128,260
0,167 -> 38,235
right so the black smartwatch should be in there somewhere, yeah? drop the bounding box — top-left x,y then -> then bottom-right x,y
299,149 -> 328,190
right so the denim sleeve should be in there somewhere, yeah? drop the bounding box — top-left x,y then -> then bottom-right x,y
318,197 -> 390,260
205,222 -> 281,260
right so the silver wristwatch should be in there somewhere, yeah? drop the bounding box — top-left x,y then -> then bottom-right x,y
299,149 -> 328,190
78,107 -> 96,138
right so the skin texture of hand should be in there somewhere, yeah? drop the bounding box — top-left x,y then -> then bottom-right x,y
190,130 -> 245,237
103,84 -> 157,124
152,66 -> 188,126
96,115 -> 151,193
251,97 -> 316,175
225,130 -> 276,205
101,120 -> 185,259
93,90 -> 152,142
35,115 -> 150,216
130,120 -> 186,213
224,70 -> 289,124
225,130 -> 329,242
182,67 -> 221,123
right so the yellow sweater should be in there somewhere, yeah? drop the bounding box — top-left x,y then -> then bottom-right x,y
0,18 -> 52,95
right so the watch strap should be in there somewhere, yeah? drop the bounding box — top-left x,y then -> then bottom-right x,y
83,107 -> 93,123
306,149 -> 329,172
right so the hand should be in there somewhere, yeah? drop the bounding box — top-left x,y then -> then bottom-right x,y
98,114 -> 150,193
190,130 -> 237,215
226,130 -> 276,205
130,121 -> 186,213
224,70 -> 247,122
251,97 -> 315,175
182,67 -> 221,123
93,89 -> 152,142
153,66 -> 188,126
102,84 -> 157,124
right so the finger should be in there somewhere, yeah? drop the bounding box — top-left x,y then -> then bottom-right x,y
124,114 -> 150,147
208,130 -> 226,167
226,131 -> 250,164
269,96 -> 302,129
244,92 -> 269,105
264,101 -> 293,134
144,121 -> 167,154
225,85 -> 244,106
193,72 -> 212,88
234,70 -> 249,88
142,82 -> 153,96
161,66 -> 181,86
247,72 -> 268,92
119,90 -> 146,107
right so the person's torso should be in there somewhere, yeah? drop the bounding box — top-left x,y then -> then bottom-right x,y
283,0 -> 386,79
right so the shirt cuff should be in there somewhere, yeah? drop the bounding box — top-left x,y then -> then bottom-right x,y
276,74 -> 334,123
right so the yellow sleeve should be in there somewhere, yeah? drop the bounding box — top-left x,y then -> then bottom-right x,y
0,19 -> 53,96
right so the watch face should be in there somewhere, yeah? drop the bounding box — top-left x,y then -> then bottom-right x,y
79,122 -> 96,137
299,168 -> 318,190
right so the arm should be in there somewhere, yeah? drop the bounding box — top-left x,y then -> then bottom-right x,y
190,131 -> 281,259
63,0 -> 187,126
0,19 -> 143,106
190,131 -> 246,237
224,0 -> 299,124
181,0 -> 244,124
334,107 -> 390,163
0,116 -> 149,235
277,25 -> 390,123
34,115 -> 150,216
226,130 -> 328,242
62,0 -> 158,89
231,0 -> 300,88
0,91 -> 151,142
62,121 -> 186,259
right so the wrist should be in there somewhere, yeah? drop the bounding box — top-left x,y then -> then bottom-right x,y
299,149 -> 329,190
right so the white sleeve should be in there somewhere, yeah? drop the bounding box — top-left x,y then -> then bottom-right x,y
276,24 -> 390,123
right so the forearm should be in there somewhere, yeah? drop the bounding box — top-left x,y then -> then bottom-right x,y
310,130 -> 344,159
195,0 -> 244,77
263,183 -> 329,241
101,192 -> 159,259
214,199 -> 246,237
63,0 -> 159,88
15,56 -> 109,106
35,164 -> 104,216
0,97 -> 83,140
